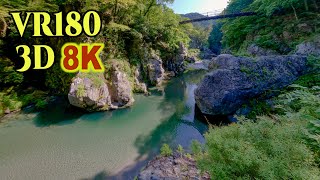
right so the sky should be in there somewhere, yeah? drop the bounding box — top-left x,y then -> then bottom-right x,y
169,0 -> 229,14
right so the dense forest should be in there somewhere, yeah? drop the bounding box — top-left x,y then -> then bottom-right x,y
0,0 -> 319,179
209,0 -> 320,55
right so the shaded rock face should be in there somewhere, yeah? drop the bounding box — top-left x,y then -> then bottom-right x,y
195,54 -> 308,116
68,75 -> 111,111
138,153 -> 210,180
200,47 -> 216,59
186,56 -> 196,63
109,68 -> 134,107
147,53 -> 165,86
295,37 -> 320,56
134,67 -> 148,94
168,42 -> 187,75
247,44 -> 279,56
68,70 -> 134,111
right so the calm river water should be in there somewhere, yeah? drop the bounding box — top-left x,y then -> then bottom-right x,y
0,70 -> 208,180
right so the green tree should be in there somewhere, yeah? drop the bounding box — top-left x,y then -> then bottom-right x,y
208,22 -> 223,54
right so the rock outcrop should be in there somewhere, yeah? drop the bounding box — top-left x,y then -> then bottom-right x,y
147,53 -> 165,86
108,67 -> 134,107
167,42 -> 188,75
247,44 -> 279,56
138,153 -> 210,180
68,74 -> 111,111
134,67 -> 148,95
200,47 -> 216,59
295,37 -> 320,56
68,69 -> 134,111
195,54 -> 309,116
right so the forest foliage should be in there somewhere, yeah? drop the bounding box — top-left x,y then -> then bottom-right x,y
0,0 -> 203,115
208,0 -> 320,54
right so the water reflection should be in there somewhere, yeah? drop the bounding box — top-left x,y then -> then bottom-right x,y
108,70 -> 209,179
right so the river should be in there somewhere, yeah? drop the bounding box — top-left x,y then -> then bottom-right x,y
0,70 -> 209,180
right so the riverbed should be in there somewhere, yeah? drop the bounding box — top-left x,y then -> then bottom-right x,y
0,70 -> 208,180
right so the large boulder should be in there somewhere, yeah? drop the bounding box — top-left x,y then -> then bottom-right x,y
68,69 -> 134,111
108,67 -> 134,107
147,53 -> 165,86
195,54 -> 309,116
68,74 -> 111,111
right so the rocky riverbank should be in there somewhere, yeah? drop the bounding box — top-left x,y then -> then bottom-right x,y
138,153 -> 210,180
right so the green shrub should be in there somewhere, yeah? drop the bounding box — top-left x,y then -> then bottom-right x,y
76,84 -> 86,97
160,144 -> 173,157
190,140 -> 202,156
198,117 -> 319,179
177,144 -> 184,157
276,85 -> 320,165
35,99 -> 48,110
0,58 -> 23,86
197,85 -> 320,179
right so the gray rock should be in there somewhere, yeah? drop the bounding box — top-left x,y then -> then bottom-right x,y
147,53 -> 165,86
295,37 -> 320,57
109,68 -> 134,107
247,44 -> 279,56
169,42 -> 188,75
178,42 -> 188,57
200,47 -> 216,59
297,23 -> 313,33
138,154 -> 210,180
134,67 -> 148,95
68,74 -> 111,111
4,108 -> 10,114
195,54 -> 308,116
68,69 -> 134,111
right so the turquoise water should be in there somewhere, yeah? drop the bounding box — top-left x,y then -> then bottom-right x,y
0,71 -> 208,180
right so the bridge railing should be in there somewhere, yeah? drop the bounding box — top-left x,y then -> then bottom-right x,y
198,9 -> 224,17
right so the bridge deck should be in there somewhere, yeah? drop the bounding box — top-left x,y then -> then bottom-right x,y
179,12 -> 257,24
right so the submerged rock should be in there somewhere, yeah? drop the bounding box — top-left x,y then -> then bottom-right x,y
195,54 -> 309,116
138,153 -> 210,180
